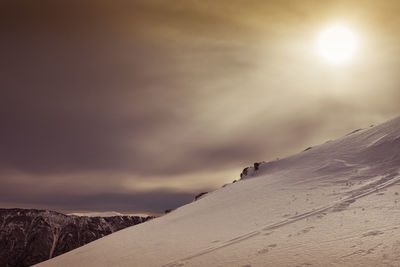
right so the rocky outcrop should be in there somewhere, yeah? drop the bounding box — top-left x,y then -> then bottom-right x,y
240,162 -> 264,179
0,208 -> 153,267
194,192 -> 208,201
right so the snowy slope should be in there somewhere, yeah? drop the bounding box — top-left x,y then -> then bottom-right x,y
37,116 -> 400,267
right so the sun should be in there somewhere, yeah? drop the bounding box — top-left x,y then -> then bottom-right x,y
317,25 -> 357,63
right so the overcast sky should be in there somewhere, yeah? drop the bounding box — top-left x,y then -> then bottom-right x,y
1,0 -> 399,213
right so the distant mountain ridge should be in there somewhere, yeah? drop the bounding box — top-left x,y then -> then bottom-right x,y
68,211 -> 151,218
0,208 -> 153,267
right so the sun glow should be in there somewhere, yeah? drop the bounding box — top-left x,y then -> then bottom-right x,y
317,25 -> 357,63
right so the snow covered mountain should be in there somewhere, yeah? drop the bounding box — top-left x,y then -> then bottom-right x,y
0,209 -> 153,267
37,116 -> 400,267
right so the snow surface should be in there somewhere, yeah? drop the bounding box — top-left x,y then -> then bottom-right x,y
37,116 -> 400,267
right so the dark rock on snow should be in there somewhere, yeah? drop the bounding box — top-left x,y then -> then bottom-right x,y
194,192 -> 208,201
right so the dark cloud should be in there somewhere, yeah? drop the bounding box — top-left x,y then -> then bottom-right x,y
0,0 -> 400,212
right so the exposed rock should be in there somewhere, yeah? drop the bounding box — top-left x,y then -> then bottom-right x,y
194,192 -> 208,201
240,167 -> 249,179
346,128 -> 363,136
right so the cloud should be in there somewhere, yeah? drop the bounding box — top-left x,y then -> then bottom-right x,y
0,0 -> 400,212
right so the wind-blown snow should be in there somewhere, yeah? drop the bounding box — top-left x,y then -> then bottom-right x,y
37,117 -> 400,267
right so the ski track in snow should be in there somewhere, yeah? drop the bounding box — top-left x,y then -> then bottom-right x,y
366,134 -> 387,148
162,170 -> 400,267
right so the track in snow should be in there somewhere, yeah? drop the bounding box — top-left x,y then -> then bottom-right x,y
162,170 -> 400,267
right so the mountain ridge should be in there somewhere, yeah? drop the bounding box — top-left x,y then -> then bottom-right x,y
0,208 -> 153,267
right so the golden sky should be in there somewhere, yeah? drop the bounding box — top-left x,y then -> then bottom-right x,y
0,0 -> 399,213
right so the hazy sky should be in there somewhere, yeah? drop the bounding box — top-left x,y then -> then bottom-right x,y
1,0 -> 399,213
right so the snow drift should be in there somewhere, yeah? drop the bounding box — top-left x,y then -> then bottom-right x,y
37,116 -> 400,267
